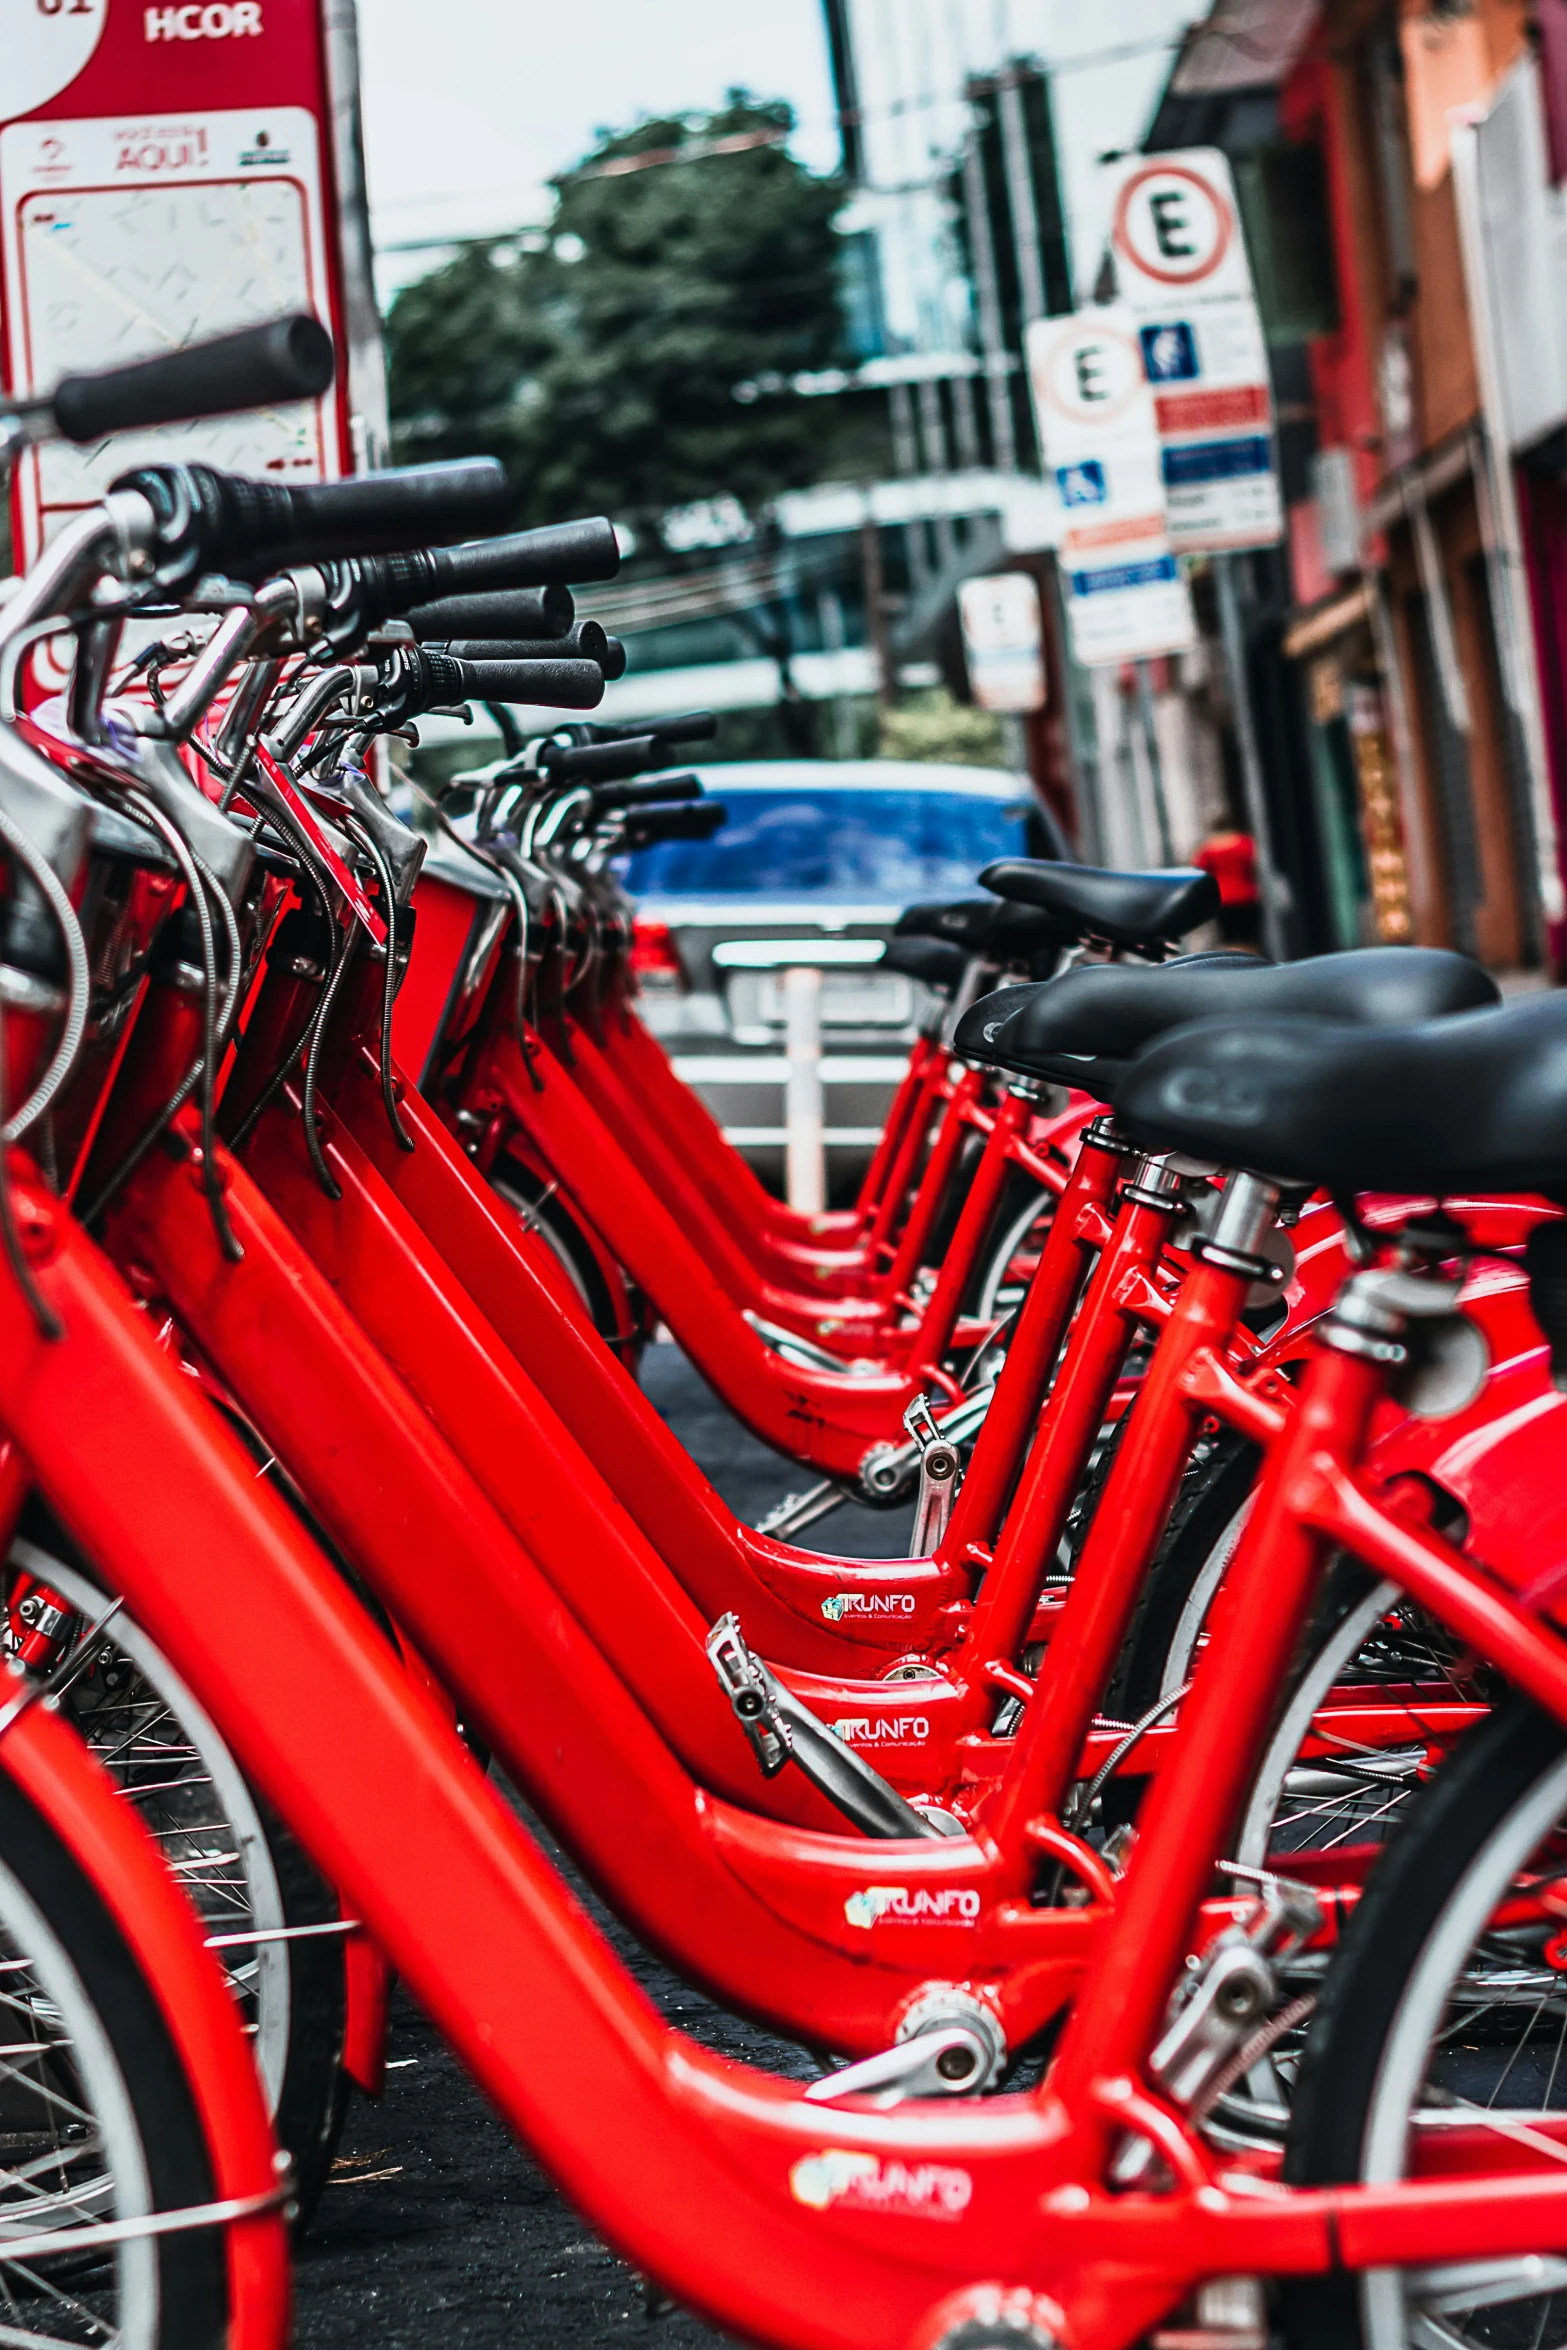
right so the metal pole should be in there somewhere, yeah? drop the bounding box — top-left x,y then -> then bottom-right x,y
961,123 -> 1018,471
1214,553 -> 1290,960
997,66 -> 1048,328
319,0 -> 391,470
1451,116 -> 1566,955
860,502 -> 893,705
1132,661 -> 1175,865
818,589 -> 857,760
784,966 -> 827,1215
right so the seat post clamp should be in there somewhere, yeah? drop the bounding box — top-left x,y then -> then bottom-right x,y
1191,1238 -> 1287,1286
1120,1153 -> 1186,1212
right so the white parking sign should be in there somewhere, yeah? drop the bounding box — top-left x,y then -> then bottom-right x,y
1026,307 -> 1196,667
1100,149 -> 1283,553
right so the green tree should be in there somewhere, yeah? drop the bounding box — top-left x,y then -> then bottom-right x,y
385,93 -> 849,543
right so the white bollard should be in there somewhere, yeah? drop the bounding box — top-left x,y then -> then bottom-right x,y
783,963 -> 826,1214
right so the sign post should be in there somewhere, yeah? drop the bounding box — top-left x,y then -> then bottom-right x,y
1100,147 -> 1289,950
0,0 -> 370,568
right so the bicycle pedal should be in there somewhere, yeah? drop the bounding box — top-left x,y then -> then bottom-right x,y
805,1994 -> 1004,2107
705,1614 -> 947,1841
903,1394 -> 961,1556
706,1614 -> 790,1776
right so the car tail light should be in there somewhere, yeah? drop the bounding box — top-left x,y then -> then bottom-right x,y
631,918 -> 685,991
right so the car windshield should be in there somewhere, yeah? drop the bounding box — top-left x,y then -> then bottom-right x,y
619,787 -> 1036,899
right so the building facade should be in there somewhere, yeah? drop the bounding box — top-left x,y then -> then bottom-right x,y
1180,0 -> 1567,972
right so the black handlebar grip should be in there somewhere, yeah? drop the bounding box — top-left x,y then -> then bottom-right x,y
453,657 -> 604,710
589,773 -> 703,816
430,515 -> 620,593
112,456 -> 511,581
435,620 -> 608,666
586,708 -> 715,747
600,634 -> 628,682
538,735 -> 657,783
623,801 -> 727,850
406,585 -> 574,641
54,314 -> 334,444
274,460 -> 511,561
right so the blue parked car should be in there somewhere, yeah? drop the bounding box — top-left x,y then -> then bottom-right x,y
618,760 -> 1063,1187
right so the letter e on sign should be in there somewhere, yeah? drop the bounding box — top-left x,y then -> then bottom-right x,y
1040,321 -> 1142,427
6,0 -> 106,124
1113,162 -> 1232,288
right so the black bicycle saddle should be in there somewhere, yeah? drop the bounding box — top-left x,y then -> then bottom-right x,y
881,936 -> 969,990
981,859 -> 1220,950
1116,988 -> 1567,1193
954,948 -> 1500,1100
895,898 -> 1068,961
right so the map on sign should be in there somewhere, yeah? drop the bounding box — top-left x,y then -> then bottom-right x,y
1,105 -> 338,560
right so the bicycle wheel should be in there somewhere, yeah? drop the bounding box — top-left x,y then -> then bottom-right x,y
1283,1698 -> 1567,2350
965,1167 -> 1058,1326
8,1542 -> 347,2227
0,1762 -> 231,2347
492,1159 -> 647,1362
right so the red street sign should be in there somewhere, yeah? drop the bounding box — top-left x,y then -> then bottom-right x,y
0,0 -> 354,564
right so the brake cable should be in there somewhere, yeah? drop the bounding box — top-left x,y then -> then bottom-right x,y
339,806 -> 413,1153
77,785 -> 243,1260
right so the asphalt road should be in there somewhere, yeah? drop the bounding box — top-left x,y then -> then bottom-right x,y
292,1342 -> 915,2348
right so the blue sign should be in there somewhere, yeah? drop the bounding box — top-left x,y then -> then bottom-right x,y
1161,436 -> 1271,486
1055,460 -> 1107,507
1140,322 -> 1199,383
1069,556 -> 1180,597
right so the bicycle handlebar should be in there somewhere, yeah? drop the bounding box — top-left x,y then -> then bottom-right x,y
109,457 -> 511,582
457,657 -> 605,710
405,586 -> 575,642
538,735 -> 657,783
428,516 -> 619,593
588,774 -> 703,815
436,621 -> 609,667
330,518 -> 617,632
51,315 -> 335,444
585,710 -> 715,748
375,646 -> 605,725
621,801 -> 727,850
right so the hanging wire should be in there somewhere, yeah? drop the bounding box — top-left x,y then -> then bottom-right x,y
416,788 -> 541,1083
342,812 -> 414,1152
221,779 -> 356,1155
105,785 -> 241,1262
0,789 -> 90,1145
76,793 -> 242,1258
298,928 -> 356,1202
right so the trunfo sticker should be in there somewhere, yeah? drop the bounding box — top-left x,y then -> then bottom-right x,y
790,2150 -> 973,2219
819,1592 -> 916,1621
843,1885 -> 981,1930
831,1715 -> 929,1745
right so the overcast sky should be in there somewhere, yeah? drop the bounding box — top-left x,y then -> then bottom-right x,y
357,0 -> 1202,304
